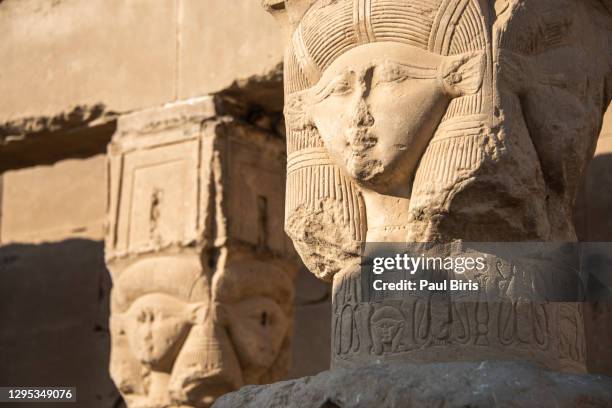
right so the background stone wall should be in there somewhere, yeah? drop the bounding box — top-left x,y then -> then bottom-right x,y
0,0 -> 283,119
0,154 -> 331,407
0,1 -> 330,407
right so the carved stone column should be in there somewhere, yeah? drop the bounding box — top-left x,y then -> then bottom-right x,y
213,1 -> 612,406
105,97 -> 298,408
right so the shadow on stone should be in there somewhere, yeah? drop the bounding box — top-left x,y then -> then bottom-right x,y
0,239 -> 122,408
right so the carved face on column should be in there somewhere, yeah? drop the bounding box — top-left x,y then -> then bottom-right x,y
109,255 -> 294,408
213,258 -> 294,385
371,306 -> 405,354
273,0 -> 611,373
308,43 -> 484,194
123,293 -> 201,370
282,0 -> 488,280
281,0 -> 612,281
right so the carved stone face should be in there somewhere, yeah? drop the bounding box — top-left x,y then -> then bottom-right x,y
374,318 -> 402,343
212,258 -> 294,384
309,42 -> 483,194
110,255 -> 295,408
123,293 -> 193,370
371,306 -> 404,344
226,296 -> 289,371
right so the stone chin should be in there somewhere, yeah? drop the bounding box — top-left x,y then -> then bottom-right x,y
340,138 -> 417,195
345,152 -> 384,184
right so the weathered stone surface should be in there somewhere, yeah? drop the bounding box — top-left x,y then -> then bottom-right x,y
280,0 -> 612,273
0,104 -> 111,139
0,108 -> 330,408
0,105 -> 116,172
214,361 -> 612,408
217,63 -> 285,116
271,0 -> 612,375
106,98 -> 299,407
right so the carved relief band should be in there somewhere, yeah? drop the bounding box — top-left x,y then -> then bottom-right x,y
105,97 -> 299,407
332,242 -> 588,373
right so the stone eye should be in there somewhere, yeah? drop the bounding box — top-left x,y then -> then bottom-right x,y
375,64 -> 407,85
260,311 -> 268,327
137,311 -> 147,323
330,78 -> 351,95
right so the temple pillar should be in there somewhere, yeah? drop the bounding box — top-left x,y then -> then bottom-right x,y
105,97 -> 298,407
214,1 -> 612,406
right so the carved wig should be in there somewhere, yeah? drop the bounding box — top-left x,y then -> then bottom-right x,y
283,0 -> 488,280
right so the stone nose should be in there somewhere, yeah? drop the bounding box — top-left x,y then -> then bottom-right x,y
169,321 -> 244,405
350,97 -> 375,128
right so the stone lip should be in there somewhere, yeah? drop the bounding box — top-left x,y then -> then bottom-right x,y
213,360 -> 612,408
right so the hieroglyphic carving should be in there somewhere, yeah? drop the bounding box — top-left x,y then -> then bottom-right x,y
269,0 -> 611,374
106,97 -> 298,407
327,245 -> 587,372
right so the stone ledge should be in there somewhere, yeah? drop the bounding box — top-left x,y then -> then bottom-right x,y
0,105 -> 116,172
213,361 -> 612,408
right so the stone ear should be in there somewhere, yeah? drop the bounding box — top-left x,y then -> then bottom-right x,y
440,51 -> 485,97
284,91 -> 316,131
